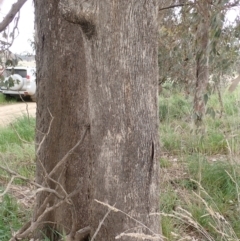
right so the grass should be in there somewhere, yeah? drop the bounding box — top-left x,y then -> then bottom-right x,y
0,116 -> 35,150
0,194 -> 26,240
0,115 -> 35,179
159,85 -> 240,240
0,115 -> 35,241
0,93 -> 17,105
1,84 -> 240,240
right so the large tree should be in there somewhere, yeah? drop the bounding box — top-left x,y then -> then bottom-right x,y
13,1 -> 161,241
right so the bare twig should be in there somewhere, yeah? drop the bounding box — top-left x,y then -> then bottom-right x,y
0,176 -> 14,197
116,233 -> 161,240
48,124 -> 90,178
10,123 -> 33,144
91,207 -> 113,241
19,94 -> 31,123
0,164 -> 64,199
36,108 -> 54,154
94,199 -> 163,239
13,187 -> 81,240
75,226 -> 91,240
159,3 -> 193,11
5,122 -> 90,241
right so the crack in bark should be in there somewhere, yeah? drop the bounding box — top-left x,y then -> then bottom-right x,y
148,141 -> 154,196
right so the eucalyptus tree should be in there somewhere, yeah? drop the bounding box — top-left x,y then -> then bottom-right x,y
10,1 -> 161,241
158,0 -> 240,122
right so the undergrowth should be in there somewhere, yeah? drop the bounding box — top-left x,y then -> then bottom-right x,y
0,194 -> 25,241
0,115 -> 35,241
1,84 -> 240,241
160,85 -> 240,240
0,93 -> 17,105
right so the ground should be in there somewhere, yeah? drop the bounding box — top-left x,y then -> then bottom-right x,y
0,102 -> 36,126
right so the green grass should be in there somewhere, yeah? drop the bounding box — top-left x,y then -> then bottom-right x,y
0,116 -> 35,241
0,115 -> 35,152
1,85 -> 240,240
0,115 -> 35,180
159,87 -> 240,156
0,93 -> 17,105
160,86 -> 240,240
0,194 -> 26,240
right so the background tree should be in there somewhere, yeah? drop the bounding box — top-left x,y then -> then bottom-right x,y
158,0 -> 240,122
194,0 -> 210,125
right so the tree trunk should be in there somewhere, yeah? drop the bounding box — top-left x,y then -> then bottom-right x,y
193,1 -> 210,126
33,0 -> 160,240
34,0 -> 90,239
87,2 -> 160,240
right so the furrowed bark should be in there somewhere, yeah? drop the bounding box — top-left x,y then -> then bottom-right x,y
83,1 -> 161,240
34,0 -> 90,239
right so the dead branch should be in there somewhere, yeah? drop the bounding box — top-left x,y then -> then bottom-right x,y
5,125 -> 90,241
10,123 -> 33,144
65,226 -> 91,241
159,3 -> 193,11
74,226 -> 91,241
39,158 -> 68,197
91,208 -> 112,241
158,0 -> 240,12
48,124 -> 90,178
19,94 -> 31,123
14,187 -> 81,240
94,200 -> 164,241
2,121 -> 90,241
0,176 -> 14,197
36,108 -> 54,154
0,164 -> 64,199
94,199 -> 163,238
0,0 -> 27,33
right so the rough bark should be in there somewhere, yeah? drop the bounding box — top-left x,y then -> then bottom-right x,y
34,0 -> 160,240
72,1 -> 160,239
193,1 -> 210,125
34,0 -> 90,239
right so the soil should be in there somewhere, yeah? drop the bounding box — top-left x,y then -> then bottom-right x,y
0,102 -> 36,127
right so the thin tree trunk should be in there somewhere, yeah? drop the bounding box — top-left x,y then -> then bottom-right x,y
194,1 -> 210,126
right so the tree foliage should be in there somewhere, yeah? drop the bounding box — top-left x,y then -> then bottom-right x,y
158,0 -> 240,91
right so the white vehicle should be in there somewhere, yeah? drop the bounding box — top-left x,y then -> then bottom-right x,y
0,67 -> 36,101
